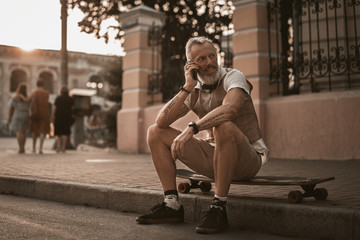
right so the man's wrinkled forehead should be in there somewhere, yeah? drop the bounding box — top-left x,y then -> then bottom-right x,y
190,42 -> 216,60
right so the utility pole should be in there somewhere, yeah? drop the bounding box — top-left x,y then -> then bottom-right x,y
60,0 -> 74,150
60,0 -> 68,86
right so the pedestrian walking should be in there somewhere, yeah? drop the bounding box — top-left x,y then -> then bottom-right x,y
88,110 -> 101,144
7,82 -> 32,153
29,78 -> 51,154
51,86 -> 74,153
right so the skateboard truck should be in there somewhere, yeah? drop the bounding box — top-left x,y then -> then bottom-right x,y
178,180 -> 212,194
287,185 -> 329,203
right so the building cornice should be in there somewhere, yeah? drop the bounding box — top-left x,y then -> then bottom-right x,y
0,45 -> 121,63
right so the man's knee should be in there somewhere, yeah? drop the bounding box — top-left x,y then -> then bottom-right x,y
214,122 -> 243,145
147,124 -> 174,146
147,124 -> 161,146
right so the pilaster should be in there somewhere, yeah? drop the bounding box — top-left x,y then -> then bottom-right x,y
117,5 -> 165,152
232,0 -> 271,138
1,63 -> 11,121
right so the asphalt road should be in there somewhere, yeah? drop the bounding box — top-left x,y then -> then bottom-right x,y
0,194 -> 307,240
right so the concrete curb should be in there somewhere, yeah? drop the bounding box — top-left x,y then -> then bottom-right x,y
0,175 -> 359,239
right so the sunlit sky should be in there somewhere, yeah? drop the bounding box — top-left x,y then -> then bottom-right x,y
0,0 -> 123,56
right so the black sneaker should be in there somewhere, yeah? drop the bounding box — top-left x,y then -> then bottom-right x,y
136,202 -> 184,224
196,206 -> 228,234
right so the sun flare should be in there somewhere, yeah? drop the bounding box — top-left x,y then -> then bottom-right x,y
19,44 -> 35,52
0,0 -> 123,56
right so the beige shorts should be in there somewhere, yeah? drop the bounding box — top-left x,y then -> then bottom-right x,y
178,134 -> 261,181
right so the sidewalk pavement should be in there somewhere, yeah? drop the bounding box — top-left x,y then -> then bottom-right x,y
0,137 -> 359,239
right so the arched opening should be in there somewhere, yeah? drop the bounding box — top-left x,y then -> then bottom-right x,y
10,69 -> 27,92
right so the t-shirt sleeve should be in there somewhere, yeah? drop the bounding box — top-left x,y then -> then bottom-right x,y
223,69 -> 250,95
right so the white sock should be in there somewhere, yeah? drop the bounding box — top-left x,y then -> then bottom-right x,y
211,195 -> 227,210
214,195 -> 228,202
164,194 -> 181,210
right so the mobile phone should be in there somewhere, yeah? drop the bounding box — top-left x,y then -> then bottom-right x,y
191,69 -> 198,80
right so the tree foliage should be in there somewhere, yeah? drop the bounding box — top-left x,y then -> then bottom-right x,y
98,58 -> 122,147
69,0 -> 234,101
99,58 -> 123,103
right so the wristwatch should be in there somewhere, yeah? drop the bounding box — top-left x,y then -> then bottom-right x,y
188,121 -> 199,134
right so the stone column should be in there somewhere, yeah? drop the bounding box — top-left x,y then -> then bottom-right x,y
1,63 -> 11,122
232,0 -> 271,139
117,5 -> 165,152
30,65 -> 38,91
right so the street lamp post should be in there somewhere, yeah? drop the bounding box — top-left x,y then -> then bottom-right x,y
60,0 -> 68,86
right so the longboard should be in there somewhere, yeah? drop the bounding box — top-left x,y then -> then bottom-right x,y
176,169 -> 335,203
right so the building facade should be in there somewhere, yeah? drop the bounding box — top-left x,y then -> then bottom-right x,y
116,2 -> 360,161
0,45 -> 120,126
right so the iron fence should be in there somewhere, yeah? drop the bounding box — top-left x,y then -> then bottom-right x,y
268,0 -> 360,95
221,34 -> 233,68
147,23 -> 163,105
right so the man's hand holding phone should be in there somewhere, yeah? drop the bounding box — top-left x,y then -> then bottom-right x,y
191,69 -> 198,80
184,61 -> 198,91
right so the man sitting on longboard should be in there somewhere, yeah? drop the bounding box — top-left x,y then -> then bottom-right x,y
136,36 -> 269,234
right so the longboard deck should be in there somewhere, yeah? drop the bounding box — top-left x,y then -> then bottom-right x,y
176,169 -> 335,186
176,169 -> 335,203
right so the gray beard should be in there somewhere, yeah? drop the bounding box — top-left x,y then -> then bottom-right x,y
198,66 -> 221,85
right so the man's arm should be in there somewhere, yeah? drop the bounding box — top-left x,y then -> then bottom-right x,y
196,88 -> 247,131
155,91 -> 190,128
171,88 -> 247,160
156,62 -> 198,128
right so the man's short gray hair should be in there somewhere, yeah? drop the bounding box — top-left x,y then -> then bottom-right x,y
185,36 -> 217,61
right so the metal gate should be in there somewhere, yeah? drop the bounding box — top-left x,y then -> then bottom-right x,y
147,23 -> 163,105
268,0 -> 360,95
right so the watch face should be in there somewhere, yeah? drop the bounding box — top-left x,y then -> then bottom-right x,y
188,122 -> 198,134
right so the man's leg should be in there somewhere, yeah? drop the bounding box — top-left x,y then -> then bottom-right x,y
147,124 -> 215,192
214,122 -> 243,197
136,124 -> 184,224
147,124 -> 181,192
137,124 -> 215,225
214,121 -> 261,195
196,122 -> 261,234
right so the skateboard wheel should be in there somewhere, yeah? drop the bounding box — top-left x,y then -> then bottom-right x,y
288,190 -> 303,203
199,182 -> 212,192
314,188 -> 328,200
178,183 -> 191,193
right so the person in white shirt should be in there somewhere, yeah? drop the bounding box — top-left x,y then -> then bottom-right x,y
136,36 -> 269,234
